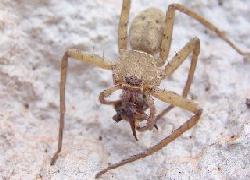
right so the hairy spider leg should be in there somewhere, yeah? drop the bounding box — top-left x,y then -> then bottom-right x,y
157,37 -> 200,120
50,49 -> 112,165
159,3 -> 250,66
118,0 -> 131,52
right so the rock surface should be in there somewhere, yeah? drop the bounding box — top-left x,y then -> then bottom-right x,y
0,0 -> 250,179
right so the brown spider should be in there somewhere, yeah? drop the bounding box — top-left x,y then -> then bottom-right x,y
50,0 -> 250,178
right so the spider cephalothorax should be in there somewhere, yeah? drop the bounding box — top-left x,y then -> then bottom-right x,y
50,0 -> 249,178
112,49 -> 162,88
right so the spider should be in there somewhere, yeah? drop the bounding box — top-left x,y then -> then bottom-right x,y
50,0 -> 249,178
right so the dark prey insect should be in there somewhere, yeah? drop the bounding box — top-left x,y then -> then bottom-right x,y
50,0 -> 250,178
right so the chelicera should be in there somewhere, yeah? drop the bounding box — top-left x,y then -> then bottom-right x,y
50,0 -> 250,178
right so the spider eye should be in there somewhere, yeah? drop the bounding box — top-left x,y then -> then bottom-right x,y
125,75 -> 142,86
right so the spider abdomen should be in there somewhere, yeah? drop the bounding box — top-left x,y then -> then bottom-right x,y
129,8 -> 165,55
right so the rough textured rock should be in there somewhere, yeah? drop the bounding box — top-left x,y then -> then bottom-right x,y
0,0 -> 250,179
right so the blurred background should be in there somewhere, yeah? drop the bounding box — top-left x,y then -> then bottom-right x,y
0,0 -> 250,179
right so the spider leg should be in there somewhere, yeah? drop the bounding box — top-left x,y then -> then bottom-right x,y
157,37 -> 200,120
136,95 -> 156,132
99,85 -> 121,105
159,3 -> 249,66
95,88 -> 202,178
50,49 -> 113,166
118,0 -> 131,52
